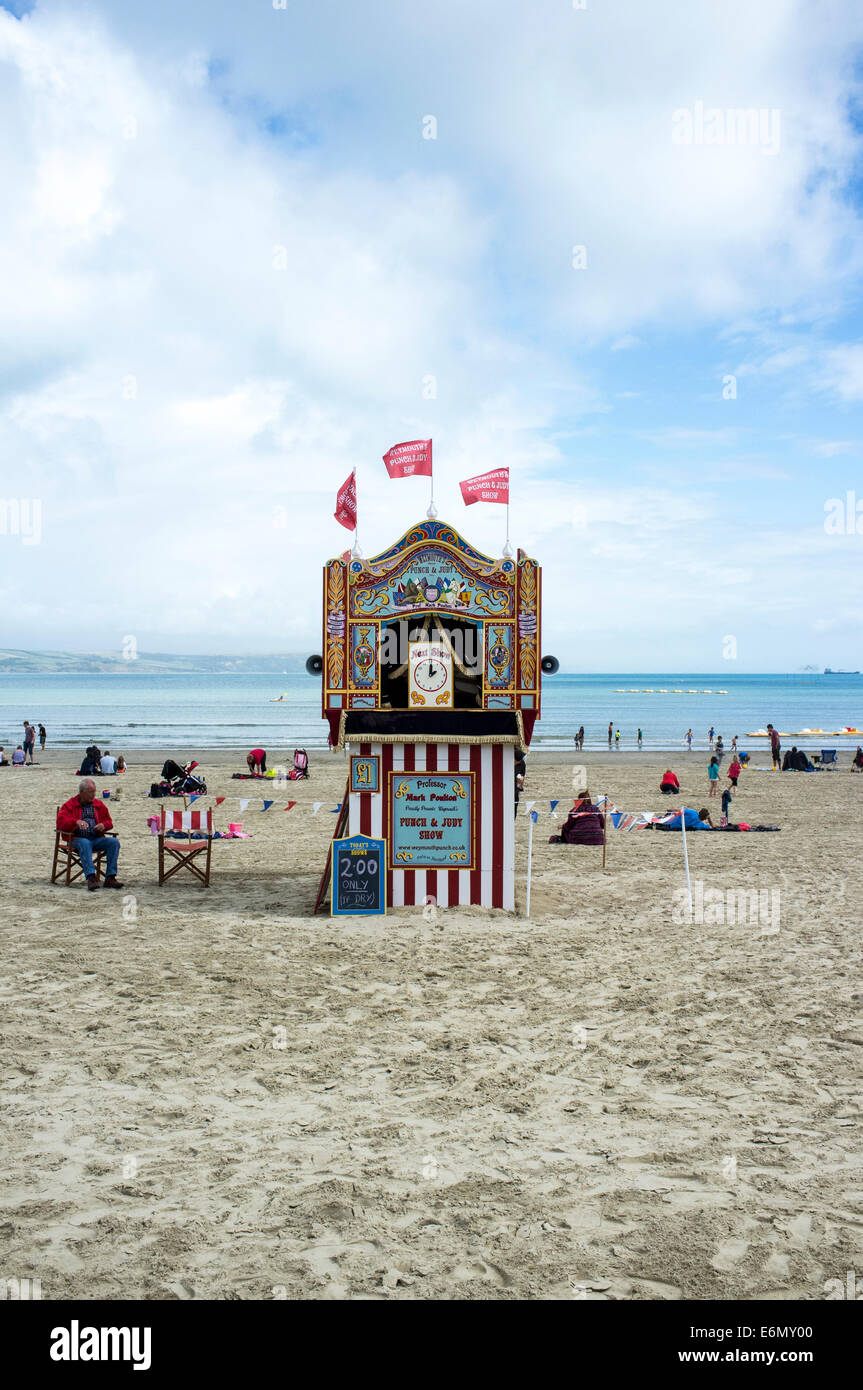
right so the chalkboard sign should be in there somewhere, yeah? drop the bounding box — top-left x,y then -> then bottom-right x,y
331,836 -> 386,917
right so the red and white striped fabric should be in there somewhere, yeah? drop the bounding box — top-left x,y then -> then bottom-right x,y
349,741 -> 515,910
159,808 -> 213,834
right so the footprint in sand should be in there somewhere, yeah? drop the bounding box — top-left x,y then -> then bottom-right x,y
711,1237 -> 749,1272
452,1258 -> 512,1287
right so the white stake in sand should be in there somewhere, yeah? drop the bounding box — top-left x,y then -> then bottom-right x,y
680,805 -> 693,917
526,809 -> 536,917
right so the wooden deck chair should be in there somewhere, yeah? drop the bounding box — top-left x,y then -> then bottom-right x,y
158,806 -> 213,886
51,809 -> 105,885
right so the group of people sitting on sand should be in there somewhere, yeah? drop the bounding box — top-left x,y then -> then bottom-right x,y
77,745 -> 126,776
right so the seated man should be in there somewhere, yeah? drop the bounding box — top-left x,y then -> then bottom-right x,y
100,749 -> 117,775
659,768 -> 680,795
247,748 -> 267,775
57,778 -> 124,891
12,745 -> 25,765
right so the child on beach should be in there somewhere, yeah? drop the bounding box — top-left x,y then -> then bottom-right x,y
727,756 -> 741,787
685,728 -> 693,750
615,728 -> 620,748
708,756 -> 720,797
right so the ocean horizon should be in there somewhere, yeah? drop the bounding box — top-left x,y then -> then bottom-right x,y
2,671 -> 860,754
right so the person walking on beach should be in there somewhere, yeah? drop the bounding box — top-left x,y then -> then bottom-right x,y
708,756 -> 720,797
685,728 -> 693,751
637,728 -> 643,748
38,723 -> 46,751
767,723 -> 781,770
715,735 -> 724,763
22,720 -> 36,763
727,755 -> 741,787
731,735 -> 738,755
576,725 -> 584,751
607,721 -> 613,748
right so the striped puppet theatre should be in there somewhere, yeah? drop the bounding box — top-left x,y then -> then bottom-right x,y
320,519 -> 543,912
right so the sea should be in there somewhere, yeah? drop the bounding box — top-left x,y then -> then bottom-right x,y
1,672 -> 861,754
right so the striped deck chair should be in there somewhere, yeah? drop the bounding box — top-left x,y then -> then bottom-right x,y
158,806 -> 213,887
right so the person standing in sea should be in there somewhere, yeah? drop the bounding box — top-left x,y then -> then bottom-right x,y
708,726 -> 715,749
608,721 -> 613,748
39,723 -> 46,751
637,728 -> 643,748
685,728 -> 693,751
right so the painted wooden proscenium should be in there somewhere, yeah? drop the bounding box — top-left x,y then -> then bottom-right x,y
321,520 -> 542,911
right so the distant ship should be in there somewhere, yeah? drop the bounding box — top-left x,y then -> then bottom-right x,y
824,668 -> 860,675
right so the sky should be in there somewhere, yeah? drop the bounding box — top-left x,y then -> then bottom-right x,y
1,0 -> 862,671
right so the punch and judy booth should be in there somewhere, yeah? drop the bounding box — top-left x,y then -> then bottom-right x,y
321,520 -> 542,910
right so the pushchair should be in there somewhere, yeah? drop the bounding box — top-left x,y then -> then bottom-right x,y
150,759 -> 207,798
287,749 -> 309,781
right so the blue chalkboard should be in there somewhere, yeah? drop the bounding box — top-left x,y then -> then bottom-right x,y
331,836 -> 386,916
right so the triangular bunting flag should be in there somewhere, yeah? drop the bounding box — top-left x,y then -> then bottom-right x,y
312,802 -> 323,816
189,794 -> 201,804
214,797 -> 225,806
331,803 -> 342,814
238,798 -> 250,812
530,810 -> 539,823
283,801 -> 297,811
261,801 -> 274,812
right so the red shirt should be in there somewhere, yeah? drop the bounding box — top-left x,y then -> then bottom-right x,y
660,772 -> 679,789
249,749 -> 266,761
57,795 -> 114,836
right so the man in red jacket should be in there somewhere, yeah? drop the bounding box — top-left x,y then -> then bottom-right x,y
57,779 -> 124,891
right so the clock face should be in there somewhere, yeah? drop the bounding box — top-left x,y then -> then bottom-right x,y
409,641 -> 453,706
415,659 -> 448,692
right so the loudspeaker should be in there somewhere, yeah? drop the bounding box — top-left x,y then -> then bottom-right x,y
541,655 -> 560,674
306,654 -> 323,675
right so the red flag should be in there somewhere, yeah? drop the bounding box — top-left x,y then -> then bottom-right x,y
382,439 -> 432,479
459,467 -> 509,505
334,471 -> 357,530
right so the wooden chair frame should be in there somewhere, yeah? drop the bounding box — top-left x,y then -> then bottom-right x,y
158,807 -> 213,887
51,820 -> 105,886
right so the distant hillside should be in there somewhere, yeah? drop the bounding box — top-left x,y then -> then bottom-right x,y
0,650 -> 312,675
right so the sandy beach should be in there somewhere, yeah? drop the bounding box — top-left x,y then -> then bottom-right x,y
1,745 -> 861,1301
